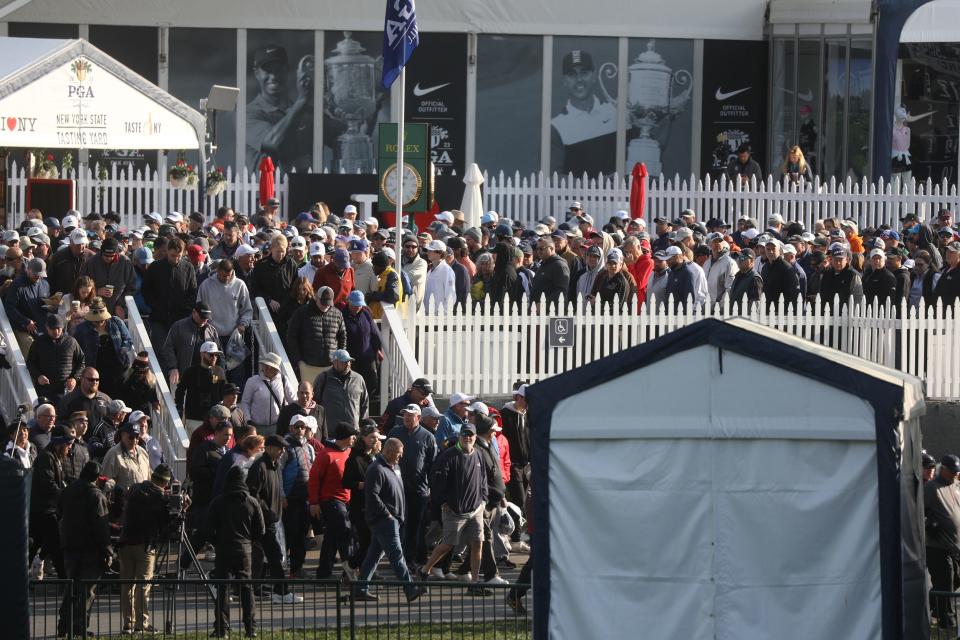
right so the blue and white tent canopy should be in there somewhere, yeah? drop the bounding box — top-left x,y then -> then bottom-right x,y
528,317 -> 926,640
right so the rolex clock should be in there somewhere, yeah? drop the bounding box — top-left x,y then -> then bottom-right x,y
380,161 -> 423,207
378,123 -> 431,215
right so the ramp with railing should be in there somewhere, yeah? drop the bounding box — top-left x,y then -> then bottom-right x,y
0,301 -> 37,424
251,296 -> 298,388
379,302 -> 426,413
124,297 -> 190,479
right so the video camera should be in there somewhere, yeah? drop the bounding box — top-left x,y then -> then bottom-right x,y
165,480 -> 186,517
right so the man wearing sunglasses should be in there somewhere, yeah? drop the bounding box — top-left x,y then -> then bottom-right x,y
400,234 -> 427,309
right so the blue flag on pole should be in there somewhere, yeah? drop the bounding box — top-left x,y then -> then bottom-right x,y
382,0 -> 419,89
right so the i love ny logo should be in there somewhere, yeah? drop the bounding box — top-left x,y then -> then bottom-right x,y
2,117 -> 37,132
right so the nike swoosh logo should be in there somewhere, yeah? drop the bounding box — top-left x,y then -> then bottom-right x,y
413,82 -> 450,97
797,89 -> 813,102
715,87 -> 750,101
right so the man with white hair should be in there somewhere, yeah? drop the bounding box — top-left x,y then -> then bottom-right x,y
423,240 -> 456,313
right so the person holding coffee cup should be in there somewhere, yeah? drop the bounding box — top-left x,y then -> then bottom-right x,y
79,237 -> 136,319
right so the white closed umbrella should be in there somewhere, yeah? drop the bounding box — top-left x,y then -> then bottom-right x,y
460,163 -> 484,230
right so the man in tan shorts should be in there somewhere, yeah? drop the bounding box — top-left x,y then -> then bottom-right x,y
419,423 -> 493,596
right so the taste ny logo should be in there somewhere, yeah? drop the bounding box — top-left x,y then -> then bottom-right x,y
2,117 -> 37,132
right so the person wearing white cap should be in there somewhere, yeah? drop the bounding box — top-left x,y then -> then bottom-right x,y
423,239 -> 455,313
44,227 -> 87,296
343,204 -> 358,220
386,403 -> 438,568
781,243 -> 808,298
240,351 -> 297,436
298,241 -> 326,283
434,391 -> 474,447
863,248 -> 897,309
289,236 -> 308,266
128,410 -> 162,470
311,349 -> 369,432
175,341 -> 228,432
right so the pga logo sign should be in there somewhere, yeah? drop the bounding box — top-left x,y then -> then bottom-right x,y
67,85 -> 95,99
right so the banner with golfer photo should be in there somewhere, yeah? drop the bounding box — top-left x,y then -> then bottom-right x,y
403,33 -> 468,176
700,40 -> 768,179
245,29 -> 315,174
550,36 -> 619,178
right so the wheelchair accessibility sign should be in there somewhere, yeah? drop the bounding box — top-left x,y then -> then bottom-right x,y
547,317 -> 574,348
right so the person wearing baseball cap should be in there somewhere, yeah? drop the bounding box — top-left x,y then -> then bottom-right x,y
434,391 -> 474,447
728,248 -> 763,312
551,48 -> 617,177
308,420 -> 359,580
928,453 -> 960,619
101,417 -> 151,492
934,241 -> 960,307
819,243 -> 864,311
386,402 -> 438,568
423,239 -> 456,313
174,340 -> 227,431
380,377 -> 436,431
312,245 -> 355,307
310,349 -> 367,437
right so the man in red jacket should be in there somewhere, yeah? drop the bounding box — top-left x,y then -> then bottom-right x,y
309,421 -> 359,579
312,248 -> 355,308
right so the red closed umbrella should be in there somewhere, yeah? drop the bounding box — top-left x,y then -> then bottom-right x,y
629,162 -> 648,220
258,156 -> 275,206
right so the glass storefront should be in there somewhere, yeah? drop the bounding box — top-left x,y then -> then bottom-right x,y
769,35 -> 873,182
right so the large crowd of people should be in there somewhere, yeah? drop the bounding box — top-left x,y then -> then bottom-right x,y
5,194 -> 960,635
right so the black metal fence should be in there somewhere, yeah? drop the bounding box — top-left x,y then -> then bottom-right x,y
932,590 -> 960,639
30,578 -> 532,639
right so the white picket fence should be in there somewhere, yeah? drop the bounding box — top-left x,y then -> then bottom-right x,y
399,295 -> 960,399
482,171 -> 960,233
6,161 -> 290,230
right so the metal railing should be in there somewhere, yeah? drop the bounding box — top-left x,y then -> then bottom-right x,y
29,578 -> 531,639
379,302 -> 426,414
252,297 -> 298,386
124,297 -> 190,479
0,298 -> 38,423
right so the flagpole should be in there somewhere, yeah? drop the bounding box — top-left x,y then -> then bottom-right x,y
395,67 -> 405,263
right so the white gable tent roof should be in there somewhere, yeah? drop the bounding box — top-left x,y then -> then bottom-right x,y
527,317 -> 927,640
0,37 -> 204,150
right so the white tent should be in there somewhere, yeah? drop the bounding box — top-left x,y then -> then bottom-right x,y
0,37 -> 204,151
527,317 -> 928,640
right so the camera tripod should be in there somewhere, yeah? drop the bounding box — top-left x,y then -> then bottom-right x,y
160,515 -> 216,635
